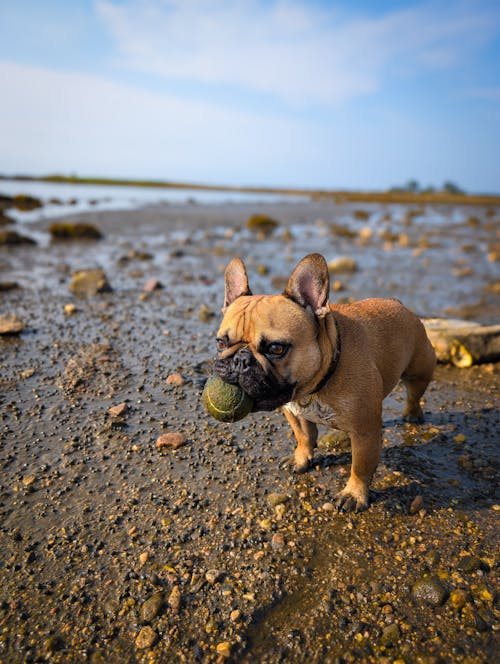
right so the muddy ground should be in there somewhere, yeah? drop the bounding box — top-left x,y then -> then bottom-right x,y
0,199 -> 499,663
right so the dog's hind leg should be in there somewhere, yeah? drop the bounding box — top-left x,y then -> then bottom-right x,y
402,338 -> 436,423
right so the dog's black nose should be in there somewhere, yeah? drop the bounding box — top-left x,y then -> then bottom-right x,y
232,347 -> 253,372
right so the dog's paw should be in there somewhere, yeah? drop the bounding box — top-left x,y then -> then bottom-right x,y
335,486 -> 370,513
279,455 -> 310,474
403,405 -> 424,424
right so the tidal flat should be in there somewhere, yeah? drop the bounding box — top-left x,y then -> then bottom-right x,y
0,198 -> 498,662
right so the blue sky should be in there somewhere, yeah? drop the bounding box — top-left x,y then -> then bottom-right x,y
0,0 -> 499,192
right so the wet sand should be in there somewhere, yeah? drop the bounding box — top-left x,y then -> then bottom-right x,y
0,199 -> 499,662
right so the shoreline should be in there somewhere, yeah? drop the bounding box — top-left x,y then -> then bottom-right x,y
3,173 -> 500,207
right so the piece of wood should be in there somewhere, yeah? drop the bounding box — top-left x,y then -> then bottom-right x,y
422,318 -> 500,367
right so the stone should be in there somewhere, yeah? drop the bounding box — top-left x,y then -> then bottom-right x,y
156,432 -> 187,450
68,269 -> 112,296
409,495 -> 424,514
411,576 -> 448,606
109,403 -> 127,417
0,230 -> 36,245
166,373 -> 184,386
168,585 -> 181,613
135,626 -> 158,649
48,222 -> 102,240
143,278 -> 163,292
216,642 -> 231,658
0,314 -> 25,335
450,588 -> 468,610
140,592 -> 164,622
328,257 -> 358,274
266,492 -> 289,508
380,623 -> 400,646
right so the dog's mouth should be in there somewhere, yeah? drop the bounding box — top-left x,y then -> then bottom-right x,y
214,357 -> 295,412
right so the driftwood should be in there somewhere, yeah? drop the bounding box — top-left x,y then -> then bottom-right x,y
422,318 -> 500,368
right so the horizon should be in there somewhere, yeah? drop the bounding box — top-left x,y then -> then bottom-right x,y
1,1 -> 499,193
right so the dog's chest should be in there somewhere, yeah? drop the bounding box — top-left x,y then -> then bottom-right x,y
285,397 -> 337,427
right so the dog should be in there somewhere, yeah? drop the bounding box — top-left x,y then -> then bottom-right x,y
214,253 -> 436,511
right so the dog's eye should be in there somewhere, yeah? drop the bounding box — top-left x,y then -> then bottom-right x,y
268,342 -> 288,357
216,338 -> 228,352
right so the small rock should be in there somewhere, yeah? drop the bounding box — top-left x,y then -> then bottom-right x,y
450,588 -> 468,610
168,585 -> 181,613
216,641 -> 231,658
48,222 -> 102,240
380,623 -> 400,646
135,626 -> 158,649
328,257 -> 358,274
64,303 -> 77,316
68,269 -> 112,296
458,555 -> 485,573
266,492 -> 289,508
230,609 -> 241,623
140,592 -> 164,622
22,475 -> 36,487
411,576 -> 448,606
139,551 -> 149,566
271,534 -> 285,550
409,495 -> 424,514
156,432 -> 187,450
198,304 -> 215,323
0,230 -> 37,245
166,373 -> 184,387
205,569 -> 224,584
143,278 -> 163,292
109,402 -> 127,417
0,314 -> 25,335
275,503 -> 287,519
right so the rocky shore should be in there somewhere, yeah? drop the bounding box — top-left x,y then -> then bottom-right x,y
0,197 -> 498,662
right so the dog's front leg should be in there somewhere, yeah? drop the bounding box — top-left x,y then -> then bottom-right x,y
335,428 -> 382,512
282,407 -> 318,472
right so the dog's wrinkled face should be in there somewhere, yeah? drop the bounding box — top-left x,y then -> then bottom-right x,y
214,255 -> 331,411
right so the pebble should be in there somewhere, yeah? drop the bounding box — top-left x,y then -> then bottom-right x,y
409,495 -> 424,514
271,534 -> 285,550
135,626 -> 158,649
205,569 -> 224,584
411,576 -> 448,606
168,585 -> 181,613
140,592 -> 164,622
156,432 -> 187,450
0,314 -> 25,335
64,303 -> 77,316
458,555 -> 484,573
166,373 -> 184,387
380,623 -> 400,646
109,402 -> 127,417
216,642 -> 231,658
328,257 -> 358,274
450,588 -> 468,610
266,492 -> 289,508
68,268 -> 112,296
143,278 -> 163,292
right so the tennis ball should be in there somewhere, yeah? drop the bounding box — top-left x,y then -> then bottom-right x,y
202,375 -> 254,423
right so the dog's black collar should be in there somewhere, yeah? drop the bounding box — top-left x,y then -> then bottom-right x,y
310,315 -> 341,395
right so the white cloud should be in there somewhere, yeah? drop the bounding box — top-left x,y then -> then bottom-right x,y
0,60 -> 318,184
95,0 -> 498,107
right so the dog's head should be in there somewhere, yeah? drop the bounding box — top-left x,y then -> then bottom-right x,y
214,253 -> 333,411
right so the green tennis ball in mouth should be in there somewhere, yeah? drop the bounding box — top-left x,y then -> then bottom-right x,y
202,375 -> 254,423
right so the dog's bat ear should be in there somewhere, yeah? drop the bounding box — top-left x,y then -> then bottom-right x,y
223,257 -> 252,311
284,253 -> 330,318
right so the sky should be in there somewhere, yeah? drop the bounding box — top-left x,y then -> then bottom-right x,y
0,0 -> 499,192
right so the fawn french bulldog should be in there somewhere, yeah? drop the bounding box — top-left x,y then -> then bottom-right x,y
214,253 -> 436,511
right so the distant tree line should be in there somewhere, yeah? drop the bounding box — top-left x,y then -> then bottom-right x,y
389,180 -> 465,195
